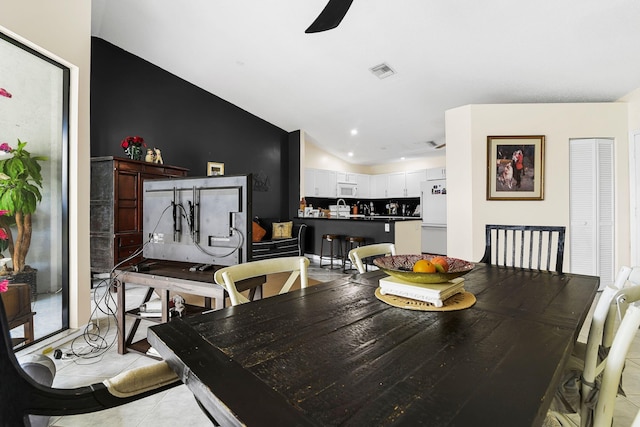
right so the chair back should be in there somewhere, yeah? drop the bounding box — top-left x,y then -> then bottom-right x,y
580,275 -> 640,427
592,301 -> 640,427
0,294 -> 179,425
348,243 -> 396,274
480,224 -> 566,272
214,256 -> 310,306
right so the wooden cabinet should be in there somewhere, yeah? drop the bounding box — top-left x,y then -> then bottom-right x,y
90,157 -> 188,273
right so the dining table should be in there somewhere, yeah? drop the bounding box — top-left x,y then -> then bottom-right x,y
147,262 -> 599,426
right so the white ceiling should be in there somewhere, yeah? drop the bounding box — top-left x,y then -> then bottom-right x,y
91,0 -> 640,165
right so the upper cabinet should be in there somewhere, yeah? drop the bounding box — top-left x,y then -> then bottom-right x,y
305,168 -> 427,199
405,169 -> 428,196
426,167 -> 446,181
354,173 -> 370,198
370,174 -> 389,198
305,168 -> 337,197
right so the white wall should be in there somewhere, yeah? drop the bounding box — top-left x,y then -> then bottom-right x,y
445,102 -> 630,273
1,1 -> 92,327
303,132 -> 446,175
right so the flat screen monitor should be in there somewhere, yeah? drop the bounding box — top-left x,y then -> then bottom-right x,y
142,174 -> 251,266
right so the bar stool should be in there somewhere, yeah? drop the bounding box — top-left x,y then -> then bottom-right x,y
320,234 -> 343,269
343,236 -> 366,273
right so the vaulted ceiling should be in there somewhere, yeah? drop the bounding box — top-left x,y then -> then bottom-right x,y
91,0 -> 640,165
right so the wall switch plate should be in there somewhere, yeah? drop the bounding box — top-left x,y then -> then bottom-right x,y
385,223 -> 390,232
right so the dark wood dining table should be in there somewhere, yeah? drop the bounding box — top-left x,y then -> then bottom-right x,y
147,263 -> 599,426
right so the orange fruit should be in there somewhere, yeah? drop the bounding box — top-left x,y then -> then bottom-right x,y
431,256 -> 449,273
413,259 -> 436,273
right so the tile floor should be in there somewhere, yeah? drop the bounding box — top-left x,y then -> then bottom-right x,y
13,258 -> 640,426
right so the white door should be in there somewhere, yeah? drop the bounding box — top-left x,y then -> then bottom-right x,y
569,138 -> 614,288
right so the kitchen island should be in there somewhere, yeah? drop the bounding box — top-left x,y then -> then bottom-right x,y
293,216 -> 422,258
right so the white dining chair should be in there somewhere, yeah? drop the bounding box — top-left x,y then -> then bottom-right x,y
348,243 -> 396,274
214,256 -> 310,306
547,269 -> 640,427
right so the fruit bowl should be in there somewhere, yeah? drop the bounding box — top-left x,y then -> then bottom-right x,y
373,254 -> 474,284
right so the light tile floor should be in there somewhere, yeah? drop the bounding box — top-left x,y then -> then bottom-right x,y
15,258 -> 640,426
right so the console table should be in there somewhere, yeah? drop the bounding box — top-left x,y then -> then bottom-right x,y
114,261 -> 264,356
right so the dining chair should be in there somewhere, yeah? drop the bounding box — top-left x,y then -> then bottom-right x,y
214,256 -> 310,306
479,224 -> 566,272
547,274 -> 640,427
0,295 -> 181,426
348,243 -> 396,274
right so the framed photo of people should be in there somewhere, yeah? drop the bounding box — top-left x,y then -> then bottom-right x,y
486,135 -> 545,200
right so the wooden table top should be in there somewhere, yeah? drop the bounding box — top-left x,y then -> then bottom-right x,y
148,263 -> 599,426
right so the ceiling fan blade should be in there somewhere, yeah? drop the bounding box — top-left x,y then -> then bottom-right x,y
305,0 -> 354,33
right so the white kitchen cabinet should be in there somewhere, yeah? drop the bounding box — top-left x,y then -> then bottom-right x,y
426,167 -> 446,181
385,170 -> 427,198
387,172 -> 407,197
305,168 -> 337,197
304,168 -> 316,197
354,173 -> 370,198
371,174 -> 389,198
336,172 -> 357,183
405,169 -> 427,197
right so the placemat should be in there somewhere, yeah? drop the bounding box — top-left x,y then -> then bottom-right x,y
374,287 -> 476,311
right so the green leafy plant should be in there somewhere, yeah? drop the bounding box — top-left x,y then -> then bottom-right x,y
0,139 -> 46,273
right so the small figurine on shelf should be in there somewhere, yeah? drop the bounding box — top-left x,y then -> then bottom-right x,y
145,148 -> 155,163
153,148 -> 163,164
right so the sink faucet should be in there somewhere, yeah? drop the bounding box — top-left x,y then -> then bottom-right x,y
337,198 -> 347,217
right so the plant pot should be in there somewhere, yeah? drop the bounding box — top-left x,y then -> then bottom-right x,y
0,268 -> 37,302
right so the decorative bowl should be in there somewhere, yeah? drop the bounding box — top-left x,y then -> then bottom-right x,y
373,254 -> 474,284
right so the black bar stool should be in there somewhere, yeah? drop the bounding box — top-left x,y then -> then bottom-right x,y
343,236 -> 366,273
320,234 -> 343,269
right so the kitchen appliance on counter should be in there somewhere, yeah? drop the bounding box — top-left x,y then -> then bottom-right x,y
329,204 -> 350,218
421,178 -> 447,255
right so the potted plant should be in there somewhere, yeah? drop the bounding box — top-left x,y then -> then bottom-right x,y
0,139 -> 46,275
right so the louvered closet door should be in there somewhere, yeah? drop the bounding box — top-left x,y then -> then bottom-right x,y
569,138 -> 614,289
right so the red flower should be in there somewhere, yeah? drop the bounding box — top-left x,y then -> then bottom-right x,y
0,229 -> 7,241
0,88 -> 11,98
0,143 -> 11,153
0,279 -> 8,293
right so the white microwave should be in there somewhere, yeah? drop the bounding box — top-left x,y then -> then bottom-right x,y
337,182 -> 357,197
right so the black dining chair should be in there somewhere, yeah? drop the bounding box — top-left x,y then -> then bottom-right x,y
479,224 -> 566,273
0,296 -> 181,426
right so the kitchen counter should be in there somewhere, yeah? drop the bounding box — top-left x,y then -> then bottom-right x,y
297,215 -> 421,221
294,217 -> 421,257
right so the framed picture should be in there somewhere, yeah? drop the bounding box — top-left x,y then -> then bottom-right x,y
207,162 -> 224,176
487,135 -> 545,200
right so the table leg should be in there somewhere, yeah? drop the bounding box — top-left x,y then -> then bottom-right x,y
116,278 -> 125,354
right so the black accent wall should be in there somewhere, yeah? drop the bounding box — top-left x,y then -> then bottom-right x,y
90,37 -> 296,218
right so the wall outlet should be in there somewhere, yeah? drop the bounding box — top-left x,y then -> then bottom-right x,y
385,223 -> 390,232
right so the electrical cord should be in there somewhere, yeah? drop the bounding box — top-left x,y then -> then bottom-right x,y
69,202 -> 246,361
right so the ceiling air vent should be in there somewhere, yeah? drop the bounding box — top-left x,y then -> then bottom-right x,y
370,63 -> 396,79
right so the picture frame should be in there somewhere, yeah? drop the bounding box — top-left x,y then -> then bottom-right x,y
207,161 -> 224,176
487,135 -> 545,200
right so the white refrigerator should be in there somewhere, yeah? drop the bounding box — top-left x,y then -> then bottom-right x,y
420,180 -> 447,255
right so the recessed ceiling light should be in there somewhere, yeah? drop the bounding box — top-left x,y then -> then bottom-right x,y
348,151 -> 354,157
401,157 -> 406,160
351,129 -> 358,136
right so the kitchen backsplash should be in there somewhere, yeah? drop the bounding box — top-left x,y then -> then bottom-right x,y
304,197 -> 421,217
